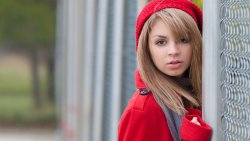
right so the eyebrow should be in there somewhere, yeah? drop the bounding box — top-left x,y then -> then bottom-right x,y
151,35 -> 167,38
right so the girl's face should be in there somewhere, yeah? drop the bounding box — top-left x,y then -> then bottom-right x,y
148,19 -> 192,77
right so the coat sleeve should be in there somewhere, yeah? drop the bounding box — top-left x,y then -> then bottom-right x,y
180,109 -> 212,141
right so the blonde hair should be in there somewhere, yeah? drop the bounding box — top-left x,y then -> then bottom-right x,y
137,8 -> 202,115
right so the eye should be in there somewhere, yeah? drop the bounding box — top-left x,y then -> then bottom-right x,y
155,39 -> 167,46
179,38 -> 189,44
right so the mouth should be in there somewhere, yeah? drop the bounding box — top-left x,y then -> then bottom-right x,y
168,60 -> 182,64
167,60 -> 182,69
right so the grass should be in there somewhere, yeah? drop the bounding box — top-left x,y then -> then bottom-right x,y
0,68 -> 31,95
0,94 -> 56,127
0,56 -> 56,128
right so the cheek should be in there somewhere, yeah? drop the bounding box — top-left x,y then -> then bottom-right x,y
149,47 -> 164,66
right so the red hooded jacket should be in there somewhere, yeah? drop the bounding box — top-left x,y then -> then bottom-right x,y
118,70 -> 212,141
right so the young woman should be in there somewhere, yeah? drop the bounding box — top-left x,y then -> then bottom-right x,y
118,0 -> 212,141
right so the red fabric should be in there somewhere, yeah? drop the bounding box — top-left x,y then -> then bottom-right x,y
135,0 -> 202,51
118,92 -> 212,141
135,69 -> 147,89
118,92 -> 173,141
181,114 -> 212,141
118,71 -> 212,141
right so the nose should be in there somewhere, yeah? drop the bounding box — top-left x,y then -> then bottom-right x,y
167,42 -> 180,56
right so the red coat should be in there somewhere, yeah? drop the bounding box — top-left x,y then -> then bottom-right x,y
118,70 -> 212,141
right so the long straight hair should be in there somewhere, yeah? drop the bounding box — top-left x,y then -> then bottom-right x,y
137,8 -> 202,115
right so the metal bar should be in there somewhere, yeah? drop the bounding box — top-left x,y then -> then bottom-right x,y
65,0 -> 85,140
65,1 -> 78,140
92,0 -> 109,140
81,0 -> 97,140
110,0 -> 125,140
203,0 -> 221,140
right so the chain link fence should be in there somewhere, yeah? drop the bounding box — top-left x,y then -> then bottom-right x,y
220,0 -> 250,140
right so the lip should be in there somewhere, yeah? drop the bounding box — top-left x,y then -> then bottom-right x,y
167,60 -> 183,69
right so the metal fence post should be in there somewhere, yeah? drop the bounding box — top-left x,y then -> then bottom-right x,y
203,0 -> 221,140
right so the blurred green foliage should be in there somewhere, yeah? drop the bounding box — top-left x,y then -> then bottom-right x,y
0,0 -> 57,126
0,95 -> 56,126
0,69 -> 31,96
0,0 -> 55,48
192,0 -> 203,9
0,66 -> 56,127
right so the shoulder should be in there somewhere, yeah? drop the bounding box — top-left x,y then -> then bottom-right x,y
119,90 -> 168,129
118,91 -> 173,141
124,90 -> 162,114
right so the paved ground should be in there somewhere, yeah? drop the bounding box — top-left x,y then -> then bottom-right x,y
0,128 -> 62,141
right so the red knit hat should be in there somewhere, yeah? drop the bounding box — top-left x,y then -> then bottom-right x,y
135,0 -> 202,51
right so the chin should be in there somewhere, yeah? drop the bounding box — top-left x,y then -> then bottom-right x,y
170,74 -> 182,77
165,71 -> 184,77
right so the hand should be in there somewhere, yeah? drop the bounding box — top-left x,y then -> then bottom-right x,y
191,117 -> 201,126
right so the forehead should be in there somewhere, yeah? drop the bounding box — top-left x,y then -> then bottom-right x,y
148,15 -> 190,40
149,19 -> 172,37
149,18 -> 184,41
